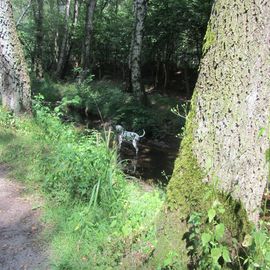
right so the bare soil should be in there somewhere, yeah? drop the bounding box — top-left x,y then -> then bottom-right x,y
0,165 -> 49,270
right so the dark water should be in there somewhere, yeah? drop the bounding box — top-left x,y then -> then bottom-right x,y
118,138 -> 180,185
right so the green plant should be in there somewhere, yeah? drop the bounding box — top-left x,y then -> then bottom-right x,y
242,222 -> 270,269
187,200 -> 231,269
0,107 -> 16,129
157,250 -> 180,269
0,102 -> 166,269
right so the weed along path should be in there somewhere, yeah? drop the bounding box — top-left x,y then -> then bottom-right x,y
0,165 -> 49,270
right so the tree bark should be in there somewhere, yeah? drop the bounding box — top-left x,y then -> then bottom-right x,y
0,0 -> 31,114
32,0 -> 44,79
56,0 -> 72,78
129,0 -> 147,103
82,0 -> 96,79
167,0 -> 270,225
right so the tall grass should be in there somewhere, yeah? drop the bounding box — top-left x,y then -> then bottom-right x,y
0,100 -> 166,269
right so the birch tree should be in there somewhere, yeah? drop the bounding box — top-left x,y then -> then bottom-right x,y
129,0 -> 147,102
82,0 -> 96,78
56,0 -> 72,78
0,0 -> 31,114
32,0 -> 44,78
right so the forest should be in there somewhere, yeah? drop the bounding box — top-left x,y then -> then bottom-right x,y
0,0 -> 270,269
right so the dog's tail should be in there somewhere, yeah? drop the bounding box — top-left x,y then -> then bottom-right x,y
139,129 -> 145,138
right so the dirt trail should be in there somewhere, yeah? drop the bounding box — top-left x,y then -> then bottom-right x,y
0,165 -> 49,270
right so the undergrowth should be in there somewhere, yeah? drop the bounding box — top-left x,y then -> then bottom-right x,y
32,77 -> 184,139
2,97 -> 268,269
0,100 -> 168,269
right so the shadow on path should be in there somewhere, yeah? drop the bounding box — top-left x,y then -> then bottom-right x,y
0,165 -> 49,270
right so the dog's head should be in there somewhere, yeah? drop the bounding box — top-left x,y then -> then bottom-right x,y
115,125 -> 124,133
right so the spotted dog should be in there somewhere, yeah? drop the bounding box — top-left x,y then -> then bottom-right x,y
115,125 -> 145,155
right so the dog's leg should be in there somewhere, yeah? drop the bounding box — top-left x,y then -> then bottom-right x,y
132,157 -> 138,173
118,135 -> 123,150
132,139 -> 139,155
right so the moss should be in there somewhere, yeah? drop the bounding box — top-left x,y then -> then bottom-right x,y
202,23 -> 216,55
218,193 -> 252,238
167,93 -> 209,216
142,210 -> 188,269
166,92 -> 251,236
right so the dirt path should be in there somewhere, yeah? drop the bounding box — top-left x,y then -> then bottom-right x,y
0,166 -> 49,270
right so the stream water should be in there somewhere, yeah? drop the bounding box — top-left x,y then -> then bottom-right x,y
118,138 -> 180,185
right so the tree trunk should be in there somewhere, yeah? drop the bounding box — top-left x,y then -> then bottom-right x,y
56,0 -> 72,78
32,0 -> 44,79
82,0 -> 96,79
167,0 -> 270,225
154,59 -> 160,89
129,0 -> 147,103
0,0 -> 31,114
162,62 -> 167,93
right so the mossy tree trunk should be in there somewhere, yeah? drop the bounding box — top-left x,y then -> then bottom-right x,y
0,0 -> 31,114
168,0 -> 270,225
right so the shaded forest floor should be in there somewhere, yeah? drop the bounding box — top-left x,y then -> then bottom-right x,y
0,165 -> 49,270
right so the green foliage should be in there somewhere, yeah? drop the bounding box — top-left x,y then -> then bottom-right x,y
0,107 -> 15,128
187,201 -> 230,270
187,199 -> 270,270
145,0 -> 213,69
78,80 -> 183,139
13,0 -> 212,90
33,78 -> 182,139
45,184 -> 164,269
0,103 -> 166,269
157,250 -> 181,269
243,223 -> 270,269
31,95 -> 125,206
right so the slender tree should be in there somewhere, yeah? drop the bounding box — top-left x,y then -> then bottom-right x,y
0,0 -> 31,114
56,0 -> 72,78
129,0 -> 147,102
32,0 -> 44,78
82,0 -> 96,78
167,0 -> 270,225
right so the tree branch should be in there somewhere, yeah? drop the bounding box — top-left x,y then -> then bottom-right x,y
16,0 -> 32,27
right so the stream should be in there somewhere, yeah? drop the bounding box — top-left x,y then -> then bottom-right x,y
118,137 -> 180,185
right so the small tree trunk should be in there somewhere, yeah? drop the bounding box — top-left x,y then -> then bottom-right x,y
81,0 -> 96,79
32,0 -> 44,79
56,0 -> 71,78
0,0 -> 31,114
129,0 -> 147,103
16,0 -> 32,27
154,59 -> 160,89
163,62 -> 167,93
